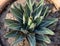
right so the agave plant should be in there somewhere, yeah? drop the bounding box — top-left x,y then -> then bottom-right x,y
5,0 -> 58,46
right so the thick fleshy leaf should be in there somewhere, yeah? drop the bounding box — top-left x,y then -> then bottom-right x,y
36,35 -> 51,44
10,6 -> 23,22
23,14 -> 28,29
24,4 -> 30,17
35,16 -> 43,26
32,5 -> 43,20
35,27 -> 55,35
5,19 -> 21,30
33,3 -> 36,11
40,18 -> 58,27
38,7 -> 49,24
5,31 -> 17,38
20,28 -> 28,34
33,0 -> 44,19
26,0 -> 35,11
40,42 -> 47,46
23,4 -> 30,26
13,4 -> 24,15
34,6 -> 49,26
37,0 -> 44,7
27,34 -> 36,46
28,16 -> 33,26
23,13 -> 28,25
41,7 -> 49,18
40,6 -> 49,17
13,34 -> 24,45
16,3 -> 24,13
29,23 -> 36,31
34,5 -> 43,20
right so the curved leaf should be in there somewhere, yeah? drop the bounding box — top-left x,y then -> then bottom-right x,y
23,13 -> 28,25
5,31 -> 17,38
34,5 -> 43,20
36,35 -> 51,44
37,0 -> 44,7
40,42 -> 47,46
13,34 -> 24,45
35,16 -> 43,26
33,3 -> 36,11
35,27 -> 55,35
36,41 -> 47,46
23,4 -> 30,28
26,0 -> 35,11
29,23 -> 36,31
33,0 -> 44,19
37,7 -> 49,25
40,18 -> 58,27
5,19 -> 21,30
13,4 -> 24,15
27,34 -> 36,46
24,4 -> 30,17
28,16 -> 33,26
10,6 -> 23,21
20,28 -> 28,34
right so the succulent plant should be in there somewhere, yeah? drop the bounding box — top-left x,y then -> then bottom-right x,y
5,0 -> 58,46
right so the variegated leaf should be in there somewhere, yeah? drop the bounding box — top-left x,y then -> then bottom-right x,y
36,35 -> 51,44
27,34 -> 36,46
35,27 -> 55,35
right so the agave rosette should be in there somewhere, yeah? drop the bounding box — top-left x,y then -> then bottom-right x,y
5,0 -> 58,46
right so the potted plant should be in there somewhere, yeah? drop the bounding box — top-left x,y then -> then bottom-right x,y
4,0 -> 58,46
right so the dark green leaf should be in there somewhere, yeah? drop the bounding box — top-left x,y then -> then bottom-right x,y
36,35 -> 51,44
5,31 -> 17,38
26,0 -> 35,11
20,28 -> 28,34
13,4 -> 24,15
35,16 -> 43,26
23,13 -> 28,24
37,0 -> 44,7
13,34 -> 24,45
42,7 -> 49,18
10,7 -> 23,22
32,0 -> 44,19
5,19 -> 21,30
40,18 -> 58,27
35,27 -> 55,35
40,42 -> 47,46
33,3 -> 36,11
24,4 -> 30,17
27,34 -> 36,46
32,5 -> 43,20
38,7 -> 49,24
23,4 -> 30,25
